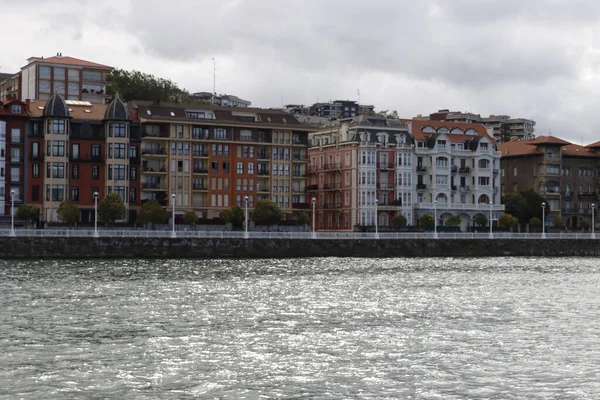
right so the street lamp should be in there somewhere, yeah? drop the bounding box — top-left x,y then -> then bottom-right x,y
489,201 -> 493,239
171,193 -> 176,238
541,202 -> 546,239
311,197 -> 316,239
93,191 -> 99,237
374,199 -> 379,239
592,203 -> 596,239
244,195 -> 249,239
433,199 -> 438,239
10,190 -> 15,237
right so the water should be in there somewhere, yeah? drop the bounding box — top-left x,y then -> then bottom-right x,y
1,258 -> 600,399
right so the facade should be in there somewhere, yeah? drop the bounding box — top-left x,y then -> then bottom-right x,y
308,117 -> 504,232
188,92 -> 252,108
133,101 -> 312,221
415,110 -> 536,142
20,54 -> 113,104
0,72 -> 21,101
499,136 -> 600,229
0,99 -> 29,216
0,120 -> 5,214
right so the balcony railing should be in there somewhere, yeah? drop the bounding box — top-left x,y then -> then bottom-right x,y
193,151 -> 208,157
378,183 -> 394,190
417,183 -> 427,190
142,148 -> 166,155
193,184 -> 208,190
323,163 -> 342,171
70,153 -> 105,162
193,168 -> 209,174
141,183 -> 166,190
29,152 -> 45,161
417,166 -> 427,172
143,166 -> 167,173
578,192 -> 598,199
292,202 -> 311,210
459,186 -> 470,192
451,166 -> 458,173
459,167 -> 471,174
323,203 -> 341,209
322,182 -> 341,190
378,162 -> 394,169
305,184 -> 319,191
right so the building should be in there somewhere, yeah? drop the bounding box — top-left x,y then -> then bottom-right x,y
415,110 -> 536,142
310,100 -> 375,119
188,92 -> 252,108
499,136 -> 600,229
18,53 -> 113,104
132,100 -> 313,221
0,72 -> 21,101
0,98 -> 29,216
308,116 -> 504,232
26,93 -> 139,223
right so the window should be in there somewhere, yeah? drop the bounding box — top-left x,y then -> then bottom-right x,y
68,69 -> 79,81
211,161 -> 218,173
54,67 -> 65,79
82,71 -> 102,81
478,176 -> 490,186
46,184 -> 65,201
435,157 -> 448,168
215,128 -> 226,139
10,167 -> 20,183
72,164 -> 79,179
437,140 -> 446,149
480,142 -> 489,151
435,175 -> 448,186
39,66 -> 51,76
248,163 -> 254,174
32,164 -> 40,178
11,105 -> 21,114
129,188 -> 136,203
177,125 -> 183,138
48,140 -> 65,156
92,144 -> 101,157
237,162 -> 243,174
513,167 -> 517,176
240,130 -> 252,140
130,167 -> 137,181
114,143 -> 126,159
478,159 -> 490,169
92,165 -> 99,180
110,123 -> 126,137
114,164 -> 126,180
11,128 -> 21,144
10,148 -> 20,163
71,186 -> 79,202
51,120 -> 65,135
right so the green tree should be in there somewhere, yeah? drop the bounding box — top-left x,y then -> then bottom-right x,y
446,216 -> 462,227
392,213 -> 408,229
57,200 -> 80,226
474,214 -> 488,227
502,193 -> 527,223
219,208 -> 234,225
15,204 -> 39,223
520,189 -> 547,223
98,193 -> 127,225
418,214 -> 435,231
183,211 -> 199,226
529,217 -> 542,230
107,69 -> 185,102
136,200 -> 167,227
251,199 -> 283,229
580,219 -> 590,231
552,217 -> 565,230
295,213 -> 310,226
499,214 -> 519,230
219,206 -> 244,228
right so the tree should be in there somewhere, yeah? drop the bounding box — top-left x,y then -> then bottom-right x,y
136,200 -> 167,227
520,189 -> 547,223
499,214 -> 519,230
15,204 -> 39,223
295,213 -> 310,226
219,206 -> 244,228
98,193 -> 127,225
502,193 -> 527,223
107,69 -> 185,102
251,199 -> 283,229
392,213 -> 407,229
552,217 -> 565,230
580,219 -> 590,231
446,216 -> 461,227
57,200 -> 80,226
373,109 -> 399,119
418,214 -> 435,231
529,217 -> 542,230
183,211 -> 199,226
474,214 -> 488,227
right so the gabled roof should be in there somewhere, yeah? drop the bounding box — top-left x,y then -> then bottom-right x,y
561,144 -> 600,158
24,55 -> 112,69
399,118 -> 495,144
498,140 -> 543,157
586,140 -> 600,149
527,135 -> 570,145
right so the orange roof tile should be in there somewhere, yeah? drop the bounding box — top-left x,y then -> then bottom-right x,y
586,140 -> 600,148
561,144 -> 600,157
498,139 -> 542,157
27,100 -> 107,120
398,118 -> 494,143
527,135 -> 571,145
25,56 -> 112,69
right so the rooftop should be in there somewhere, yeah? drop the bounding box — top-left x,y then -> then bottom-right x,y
24,54 -> 113,70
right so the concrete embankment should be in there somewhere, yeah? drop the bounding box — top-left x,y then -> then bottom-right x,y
1,237 -> 600,259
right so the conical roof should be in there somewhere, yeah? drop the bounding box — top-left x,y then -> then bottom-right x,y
104,93 -> 129,120
42,93 -> 69,117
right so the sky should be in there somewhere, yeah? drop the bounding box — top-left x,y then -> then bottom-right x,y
2,0 -> 600,144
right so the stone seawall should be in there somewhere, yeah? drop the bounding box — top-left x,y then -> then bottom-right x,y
1,237 -> 600,259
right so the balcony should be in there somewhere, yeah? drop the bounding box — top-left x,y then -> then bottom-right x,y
378,200 -> 402,210
451,185 -> 457,192
459,167 -> 471,174
143,166 -> 167,174
258,170 -> 270,176
417,183 -> 427,190
141,148 -> 167,156
459,186 -> 470,193
563,191 -> 573,199
578,192 -> 598,200
292,202 -> 311,210
323,182 -> 341,190
192,184 -> 208,191
193,168 -> 209,174
129,155 -> 141,164
417,165 -> 427,173
451,165 -> 458,174
193,151 -> 208,157
142,183 -> 166,190
141,131 -> 169,138
257,186 -> 270,193
378,162 -> 394,170
323,203 -> 341,209
378,183 -> 394,190
293,154 -> 308,162
305,184 -> 319,192
70,153 -> 105,162
493,169 -> 499,175
324,163 -> 342,171
29,152 -> 45,161
257,153 -> 270,160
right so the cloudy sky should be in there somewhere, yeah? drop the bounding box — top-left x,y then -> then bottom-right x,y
3,0 -> 600,143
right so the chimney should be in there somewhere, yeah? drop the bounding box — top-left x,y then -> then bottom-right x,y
131,106 -> 139,121
25,99 -> 31,112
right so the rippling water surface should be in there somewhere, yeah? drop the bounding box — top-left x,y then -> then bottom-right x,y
1,257 -> 600,399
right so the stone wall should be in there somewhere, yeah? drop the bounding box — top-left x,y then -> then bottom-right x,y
0,237 -> 599,259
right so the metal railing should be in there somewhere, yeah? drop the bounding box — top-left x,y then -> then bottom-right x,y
0,229 -> 598,240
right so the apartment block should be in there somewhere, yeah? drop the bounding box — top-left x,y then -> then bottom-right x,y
499,136 -> 600,229
310,100 -> 375,119
0,72 -> 21,101
308,116 -> 504,232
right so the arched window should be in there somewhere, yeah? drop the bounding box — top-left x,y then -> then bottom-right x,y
436,193 -> 448,204
465,129 -> 477,136
423,126 -> 436,133
451,128 -> 463,134
478,194 -> 490,204
437,127 -> 450,134
478,159 -> 490,169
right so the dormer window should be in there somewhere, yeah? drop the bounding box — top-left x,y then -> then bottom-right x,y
186,110 -> 214,119
438,127 -> 450,134
146,110 -> 152,116
480,142 -> 489,151
437,140 -> 447,149
423,126 -> 436,133
11,105 -> 21,114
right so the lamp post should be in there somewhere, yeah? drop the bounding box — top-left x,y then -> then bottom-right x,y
244,195 -> 249,239
374,199 -> 379,239
489,201 -> 493,239
541,202 -> 546,239
171,193 -> 176,238
10,190 -> 15,237
311,197 -> 316,239
93,191 -> 99,237
592,203 -> 596,239
433,199 -> 438,239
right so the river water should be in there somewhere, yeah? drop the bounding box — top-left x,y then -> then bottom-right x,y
1,258 -> 600,399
